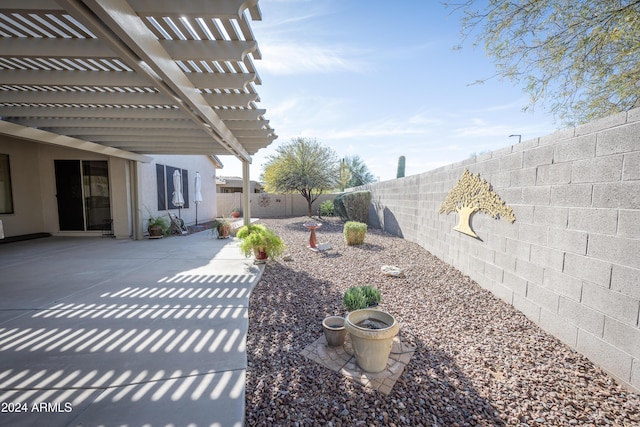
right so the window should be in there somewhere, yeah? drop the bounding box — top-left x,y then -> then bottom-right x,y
0,154 -> 14,214
156,164 -> 189,210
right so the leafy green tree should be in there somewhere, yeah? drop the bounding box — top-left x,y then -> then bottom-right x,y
344,155 -> 376,187
262,137 -> 339,216
447,0 -> 640,125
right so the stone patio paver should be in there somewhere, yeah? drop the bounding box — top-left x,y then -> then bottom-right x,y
301,332 -> 416,395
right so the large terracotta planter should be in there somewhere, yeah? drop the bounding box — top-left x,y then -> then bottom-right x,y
345,309 -> 399,372
322,316 -> 347,347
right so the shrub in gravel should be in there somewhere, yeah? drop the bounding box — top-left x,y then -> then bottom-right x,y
343,286 -> 368,311
344,221 -> 367,245
334,191 -> 371,223
343,285 -> 381,311
319,199 -> 334,216
361,285 -> 381,307
333,193 -> 347,219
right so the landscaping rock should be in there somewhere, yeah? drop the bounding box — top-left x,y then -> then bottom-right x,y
381,265 -> 405,277
245,217 -> 640,426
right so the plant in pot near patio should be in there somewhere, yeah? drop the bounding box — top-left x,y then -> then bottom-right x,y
345,308 -> 399,373
235,223 -> 266,240
211,219 -> 232,239
238,226 -> 285,263
147,215 -> 169,238
342,284 -> 396,372
231,208 -> 242,218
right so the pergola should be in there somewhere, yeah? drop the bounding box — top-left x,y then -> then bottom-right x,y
0,0 -> 276,226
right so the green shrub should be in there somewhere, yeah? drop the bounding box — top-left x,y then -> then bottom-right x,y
236,223 -> 266,240
361,285 -> 381,306
333,194 -> 347,219
343,285 -> 381,311
239,226 -> 285,259
344,221 -> 367,245
319,200 -> 334,216
333,191 -> 371,223
343,286 -> 368,311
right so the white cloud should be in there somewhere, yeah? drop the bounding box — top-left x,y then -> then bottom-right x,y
259,42 -> 365,74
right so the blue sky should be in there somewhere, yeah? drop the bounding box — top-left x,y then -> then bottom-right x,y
219,0 -> 560,182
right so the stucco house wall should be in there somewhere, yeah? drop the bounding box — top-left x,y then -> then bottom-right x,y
0,136 -> 219,240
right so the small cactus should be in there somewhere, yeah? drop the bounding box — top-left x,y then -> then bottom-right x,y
397,155 -> 405,178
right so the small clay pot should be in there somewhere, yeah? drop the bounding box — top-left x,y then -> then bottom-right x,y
322,316 -> 347,347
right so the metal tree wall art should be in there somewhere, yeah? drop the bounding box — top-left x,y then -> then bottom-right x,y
439,169 -> 516,238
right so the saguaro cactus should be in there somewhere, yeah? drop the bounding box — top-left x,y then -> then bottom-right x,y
396,156 -> 405,178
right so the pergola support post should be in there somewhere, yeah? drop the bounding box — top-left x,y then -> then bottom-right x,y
131,160 -> 143,240
242,160 -> 251,226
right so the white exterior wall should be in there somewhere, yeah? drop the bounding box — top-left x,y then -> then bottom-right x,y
0,137 -> 44,236
138,155 -> 218,228
0,136 -> 218,239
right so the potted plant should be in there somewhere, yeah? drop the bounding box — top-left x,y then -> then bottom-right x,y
231,208 -> 241,218
236,223 -> 266,240
322,316 -> 347,347
147,215 -> 168,238
239,226 -> 285,263
343,285 -> 381,311
345,309 -> 399,372
211,219 -> 232,239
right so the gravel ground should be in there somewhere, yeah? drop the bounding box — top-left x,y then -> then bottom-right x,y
245,217 -> 640,426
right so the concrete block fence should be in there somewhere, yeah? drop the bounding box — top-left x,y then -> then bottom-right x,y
217,193 -> 337,218
358,108 -> 640,392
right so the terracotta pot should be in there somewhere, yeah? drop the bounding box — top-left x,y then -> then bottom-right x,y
217,225 -> 230,239
253,247 -> 268,263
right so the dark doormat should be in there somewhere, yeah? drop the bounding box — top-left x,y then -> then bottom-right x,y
0,233 -> 51,244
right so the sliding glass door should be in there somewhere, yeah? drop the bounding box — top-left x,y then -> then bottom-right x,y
54,160 -> 111,231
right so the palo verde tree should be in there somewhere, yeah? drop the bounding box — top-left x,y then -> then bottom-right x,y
447,0 -> 640,125
262,137 -> 340,217
439,169 -> 515,238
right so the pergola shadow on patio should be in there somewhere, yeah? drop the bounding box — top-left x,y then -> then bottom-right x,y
0,233 -> 263,426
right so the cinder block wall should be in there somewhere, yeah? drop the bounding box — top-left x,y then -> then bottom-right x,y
217,193 -> 336,218
361,108 -> 640,392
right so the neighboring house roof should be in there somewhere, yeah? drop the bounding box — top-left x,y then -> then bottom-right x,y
0,1 -> 277,163
217,176 -> 263,188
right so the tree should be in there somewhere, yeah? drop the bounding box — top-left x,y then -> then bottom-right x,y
338,158 -> 352,192
439,169 -> 515,238
262,137 -> 339,216
344,155 -> 377,187
447,0 -> 640,125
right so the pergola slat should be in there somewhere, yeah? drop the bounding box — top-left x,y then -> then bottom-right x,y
0,0 -> 276,160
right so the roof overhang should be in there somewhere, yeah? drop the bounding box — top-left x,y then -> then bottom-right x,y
0,0 -> 277,161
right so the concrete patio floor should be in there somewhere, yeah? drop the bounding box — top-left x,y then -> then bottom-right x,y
0,231 -> 263,427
